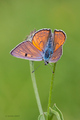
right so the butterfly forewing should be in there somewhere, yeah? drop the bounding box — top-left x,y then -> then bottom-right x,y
54,30 -> 66,52
32,29 -> 51,52
10,41 -> 42,61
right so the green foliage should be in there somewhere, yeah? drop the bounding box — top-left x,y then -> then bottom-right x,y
49,104 -> 64,120
38,104 -> 64,120
38,112 -> 47,120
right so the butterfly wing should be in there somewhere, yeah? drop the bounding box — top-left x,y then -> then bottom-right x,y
32,29 -> 51,52
49,46 -> 62,63
10,41 -> 42,61
54,30 -> 66,52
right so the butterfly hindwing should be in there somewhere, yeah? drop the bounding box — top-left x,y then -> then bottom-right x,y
49,46 -> 62,63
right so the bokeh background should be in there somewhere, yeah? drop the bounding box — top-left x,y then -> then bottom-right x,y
0,0 -> 80,120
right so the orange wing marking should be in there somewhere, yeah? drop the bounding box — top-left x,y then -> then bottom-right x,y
32,29 -> 51,51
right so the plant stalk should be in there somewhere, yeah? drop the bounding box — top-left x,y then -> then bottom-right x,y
47,63 -> 57,120
29,61 -> 45,120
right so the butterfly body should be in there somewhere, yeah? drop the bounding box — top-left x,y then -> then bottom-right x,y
10,28 -> 66,65
43,33 -> 54,65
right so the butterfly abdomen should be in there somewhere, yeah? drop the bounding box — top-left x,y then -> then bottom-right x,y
43,37 -> 53,64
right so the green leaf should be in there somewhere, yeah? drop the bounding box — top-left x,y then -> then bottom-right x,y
38,112 -> 47,120
49,104 -> 64,120
38,104 -> 64,120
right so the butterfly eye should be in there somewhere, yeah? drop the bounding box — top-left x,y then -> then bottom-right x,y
51,51 -> 53,54
25,53 -> 27,56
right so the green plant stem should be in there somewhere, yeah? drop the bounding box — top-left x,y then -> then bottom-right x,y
29,61 -> 45,120
47,63 -> 57,120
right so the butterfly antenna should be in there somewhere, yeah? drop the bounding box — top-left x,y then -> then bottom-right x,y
48,63 -> 54,73
32,62 -> 43,73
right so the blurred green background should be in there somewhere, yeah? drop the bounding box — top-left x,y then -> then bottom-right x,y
0,0 -> 80,120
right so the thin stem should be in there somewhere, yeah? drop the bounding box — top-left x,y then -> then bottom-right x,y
47,62 -> 57,120
29,61 -> 45,120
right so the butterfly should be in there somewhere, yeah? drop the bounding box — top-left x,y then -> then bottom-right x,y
10,28 -> 66,65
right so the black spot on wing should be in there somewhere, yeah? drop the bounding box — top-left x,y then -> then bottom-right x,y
25,53 -> 27,56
